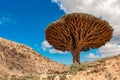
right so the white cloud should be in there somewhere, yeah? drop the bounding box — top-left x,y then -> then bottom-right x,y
52,0 -> 59,3
100,43 -> 120,58
41,40 -> 52,51
52,0 -> 66,11
41,40 -> 67,54
85,53 -> 100,59
52,0 -> 120,57
0,15 -> 16,25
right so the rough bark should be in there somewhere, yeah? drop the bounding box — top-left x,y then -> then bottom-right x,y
71,50 -> 80,64
45,13 -> 113,64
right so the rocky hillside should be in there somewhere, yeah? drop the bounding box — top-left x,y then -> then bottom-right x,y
66,54 -> 120,80
0,38 -> 68,78
0,37 -> 120,80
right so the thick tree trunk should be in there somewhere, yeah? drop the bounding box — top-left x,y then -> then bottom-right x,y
71,50 -> 80,64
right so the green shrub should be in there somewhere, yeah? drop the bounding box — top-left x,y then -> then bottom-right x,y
60,74 -> 67,80
21,76 -> 32,80
47,76 -> 55,80
70,64 -> 87,74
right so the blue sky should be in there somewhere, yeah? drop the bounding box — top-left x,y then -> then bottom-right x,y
0,0 -> 104,65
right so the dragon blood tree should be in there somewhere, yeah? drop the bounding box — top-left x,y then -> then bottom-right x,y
45,13 -> 113,64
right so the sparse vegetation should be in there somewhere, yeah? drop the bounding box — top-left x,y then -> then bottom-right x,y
0,77 -> 8,80
9,75 -> 41,80
98,58 -> 107,63
92,63 -> 101,73
47,75 -> 55,80
93,66 -> 100,73
0,38 -> 68,79
94,64 -> 100,68
70,64 -> 87,74
20,76 -> 32,80
59,73 -> 67,80
105,72 -> 112,80
1,37 -> 120,80
42,77 -> 47,80
9,66 -> 13,70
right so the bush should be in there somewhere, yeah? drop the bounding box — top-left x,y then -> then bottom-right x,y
47,76 -> 55,80
60,74 -> 67,80
20,76 -> 32,80
70,64 -> 87,74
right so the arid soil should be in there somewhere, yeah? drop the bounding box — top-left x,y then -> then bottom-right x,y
0,38 -> 68,80
0,38 -> 120,80
66,54 -> 120,80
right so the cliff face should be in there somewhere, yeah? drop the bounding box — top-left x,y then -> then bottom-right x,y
0,38 -> 68,77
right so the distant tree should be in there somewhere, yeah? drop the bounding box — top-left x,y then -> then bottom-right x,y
45,13 -> 113,64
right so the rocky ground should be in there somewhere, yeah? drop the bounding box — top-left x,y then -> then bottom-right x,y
66,54 -> 120,80
51,54 -> 120,80
0,38 -> 68,80
0,37 -> 120,80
